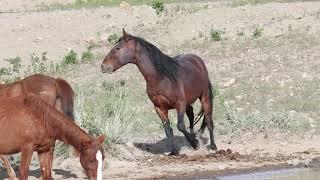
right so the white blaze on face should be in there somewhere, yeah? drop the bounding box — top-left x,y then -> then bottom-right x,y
96,150 -> 103,180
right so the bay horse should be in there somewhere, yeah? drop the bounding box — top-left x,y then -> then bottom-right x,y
0,74 -> 74,179
0,94 -> 105,180
101,29 -> 217,155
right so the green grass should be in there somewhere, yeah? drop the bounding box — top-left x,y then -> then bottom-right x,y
107,33 -> 121,45
36,0 -> 194,11
231,0 -> 292,6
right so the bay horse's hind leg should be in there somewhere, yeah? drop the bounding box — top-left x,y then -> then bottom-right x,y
198,116 -> 207,136
177,105 -> 199,150
0,155 -> 16,180
154,107 -> 179,156
200,92 -> 217,151
186,105 -> 195,135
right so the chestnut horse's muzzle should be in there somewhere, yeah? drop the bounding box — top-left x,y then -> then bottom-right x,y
101,63 -> 114,74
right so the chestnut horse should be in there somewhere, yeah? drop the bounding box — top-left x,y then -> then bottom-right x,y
0,94 -> 105,180
101,29 -> 217,155
0,74 -> 74,179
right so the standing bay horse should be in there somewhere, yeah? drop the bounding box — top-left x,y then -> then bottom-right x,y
0,94 -> 105,180
0,74 -> 74,179
101,29 -> 217,155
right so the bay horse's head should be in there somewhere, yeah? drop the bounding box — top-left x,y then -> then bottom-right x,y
101,28 -> 136,73
80,134 -> 106,180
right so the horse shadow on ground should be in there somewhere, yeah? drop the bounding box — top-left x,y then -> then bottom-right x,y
0,167 -> 78,179
133,135 -> 209,154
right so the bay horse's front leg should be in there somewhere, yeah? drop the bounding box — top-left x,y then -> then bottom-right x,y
0,155 -> 16,180
38,145 -> 55,180
19,146 -> 33,180
176,105 -> 200,150
154,106 -> 179,156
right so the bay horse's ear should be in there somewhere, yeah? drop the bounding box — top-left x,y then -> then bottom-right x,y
123,28 -> 129,39
96,134 -> 106,144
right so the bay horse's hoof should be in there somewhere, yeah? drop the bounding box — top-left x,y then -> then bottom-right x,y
191,138 -> 200,150
168,150 -> 179,156
208,144 -> 217,151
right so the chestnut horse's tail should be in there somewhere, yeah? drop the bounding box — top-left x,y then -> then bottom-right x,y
193,82 -> 214,126
56,78 -> 75,121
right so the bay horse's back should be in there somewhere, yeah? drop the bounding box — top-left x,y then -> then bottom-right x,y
175,54 -> 210,79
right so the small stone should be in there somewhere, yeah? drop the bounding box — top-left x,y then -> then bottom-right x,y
222,78 -> 237,88
287,159 -> 301,166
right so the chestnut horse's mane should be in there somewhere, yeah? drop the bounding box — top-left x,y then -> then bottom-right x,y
24,94 -> 90,150
120,35 -> 179,81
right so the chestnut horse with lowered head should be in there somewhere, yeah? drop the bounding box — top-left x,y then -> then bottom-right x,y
0,94 -> 105,180
101,29 -> 217,155
0,74 -> 74,179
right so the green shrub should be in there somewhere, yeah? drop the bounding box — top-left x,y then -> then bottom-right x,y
253,27 -> 263,38
107,33 -> 120,45
29,52 -> 48,74
63,50 -> 78,65
5,57 -> 22,74
210,29 -> 224,41
81,48 -> 94,63
151,0 -> 165,15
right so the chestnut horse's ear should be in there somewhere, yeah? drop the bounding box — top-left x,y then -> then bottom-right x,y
96,134 -> 106,144
123,28 -> 129,39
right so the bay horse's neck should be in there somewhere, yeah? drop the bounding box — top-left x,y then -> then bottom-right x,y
135,53 -> 161,84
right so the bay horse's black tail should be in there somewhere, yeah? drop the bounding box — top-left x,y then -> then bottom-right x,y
56,78 -> 75,121
193,82 -> 214,126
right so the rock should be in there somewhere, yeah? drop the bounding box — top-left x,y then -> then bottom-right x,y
287,159 -> 301,166
34,37 -> 43,42
222,78 -> 237,88
103,13 -> 112,18
40,24 -> 49,29
120,1 -> 131,11
217,165 -> 227,170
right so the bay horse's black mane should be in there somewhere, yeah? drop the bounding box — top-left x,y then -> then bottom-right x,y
119,35 -> 179,81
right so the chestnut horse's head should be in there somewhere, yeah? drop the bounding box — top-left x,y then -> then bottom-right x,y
80,134 -> 106,180
101,28 -> 137,73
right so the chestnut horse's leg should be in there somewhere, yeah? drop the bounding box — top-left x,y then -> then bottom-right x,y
186,105 -> 195,135
200,92 -> 217,151
19,146 -> 33,180
38,146 -> 54,180
154,106 -> 178,156
0,155 -> 16,180
176,105 -> 200,150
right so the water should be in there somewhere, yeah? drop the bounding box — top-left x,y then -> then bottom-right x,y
218,168 -> 320,180
180,168 -> 320,180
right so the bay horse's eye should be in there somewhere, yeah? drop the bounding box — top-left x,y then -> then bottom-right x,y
116,47 -> 120,50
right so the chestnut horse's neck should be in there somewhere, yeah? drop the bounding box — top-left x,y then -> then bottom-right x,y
26,95 -> 92,151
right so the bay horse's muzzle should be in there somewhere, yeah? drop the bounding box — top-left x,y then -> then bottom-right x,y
101,63 -> 113,74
